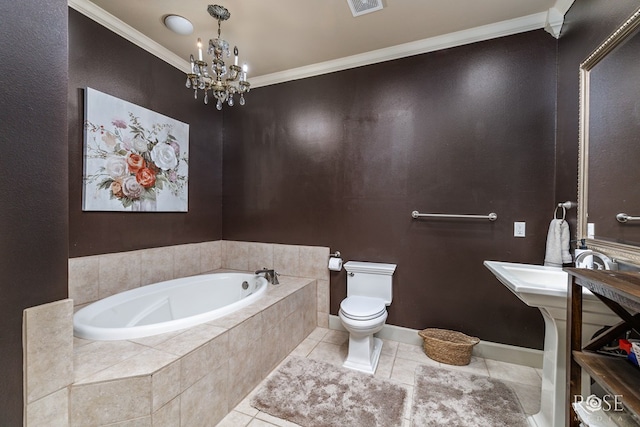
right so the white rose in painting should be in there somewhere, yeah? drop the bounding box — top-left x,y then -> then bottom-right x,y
105,156 -> 128,179
132,136 -> 148,153
151,142 -> 178,170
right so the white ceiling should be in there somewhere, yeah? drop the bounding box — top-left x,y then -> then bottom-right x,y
72,0 -> 572,87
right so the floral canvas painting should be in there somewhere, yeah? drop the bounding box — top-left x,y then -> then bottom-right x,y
83,88 -> 189,212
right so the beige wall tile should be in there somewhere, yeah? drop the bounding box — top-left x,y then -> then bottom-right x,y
200,240 -> 222,272
70,376 -> 151,425
261,318 -> 291,374
317,279 -> 329,314
228,314 -> 264,356
25,387 -> 69,427
317,312 -> 329,328
140,247 -> 174,286
261,299 -> 287,327
68,256 -> 99,306
222,241 -> 249,271
247,242 -> 273,272
273,244 -> 300,277
152,397 -> 180,427
180,363 -> 229,427
227,349 -> 263,409
173,243 -> 201,278
23,299 -> 74,404
99,251 -> 142,299
304,308 -> 319,334
285,309 -> 305,357
152,360 -> 181,412
180,332 -> 229,392
298,246 -> 330,280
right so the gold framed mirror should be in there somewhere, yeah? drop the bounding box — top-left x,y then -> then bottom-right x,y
578,6 -> 640,263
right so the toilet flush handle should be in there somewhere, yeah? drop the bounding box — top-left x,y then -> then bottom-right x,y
348,272 -> 354,277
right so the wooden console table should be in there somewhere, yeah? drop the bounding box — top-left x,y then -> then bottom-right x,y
565,268 -> 640,426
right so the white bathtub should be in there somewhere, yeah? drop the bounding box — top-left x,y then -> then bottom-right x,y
73,272 -> 268,341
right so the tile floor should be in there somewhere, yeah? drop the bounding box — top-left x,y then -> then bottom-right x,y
216,327 -> 542,426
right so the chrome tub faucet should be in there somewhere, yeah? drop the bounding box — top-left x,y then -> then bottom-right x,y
255,268 -> 279,285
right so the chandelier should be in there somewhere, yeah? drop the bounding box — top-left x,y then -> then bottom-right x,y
185,5 -> 250,110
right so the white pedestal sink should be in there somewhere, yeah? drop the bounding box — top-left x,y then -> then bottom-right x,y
484,261 -> 620,427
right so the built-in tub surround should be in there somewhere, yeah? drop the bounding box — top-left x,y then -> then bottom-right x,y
70,275 -> 316,425
24,240 -> 327,425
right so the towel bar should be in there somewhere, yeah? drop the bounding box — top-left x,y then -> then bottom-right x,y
616,213 -> 640,223
411,211 -> 497,221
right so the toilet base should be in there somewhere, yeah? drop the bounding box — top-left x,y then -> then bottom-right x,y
343,335 -> 383,374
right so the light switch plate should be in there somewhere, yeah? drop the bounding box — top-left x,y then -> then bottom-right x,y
514,222 -> 526,237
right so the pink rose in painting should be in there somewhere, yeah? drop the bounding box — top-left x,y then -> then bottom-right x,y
110,181 -> 124,198
112,119 -> 127,129
136,167 -> 156,188
101,132 -> 117,149
127,153 -> 145,174
122,176 -> 143,199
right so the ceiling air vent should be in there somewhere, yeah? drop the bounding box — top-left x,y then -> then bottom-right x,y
347,0 -> 383,17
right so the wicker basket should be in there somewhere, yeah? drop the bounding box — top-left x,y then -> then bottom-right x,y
418,328 -> 480,366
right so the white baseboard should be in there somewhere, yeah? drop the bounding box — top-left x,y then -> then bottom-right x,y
328,315 -> 543,369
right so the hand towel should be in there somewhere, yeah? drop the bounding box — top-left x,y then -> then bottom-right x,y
544,219 -> 572,267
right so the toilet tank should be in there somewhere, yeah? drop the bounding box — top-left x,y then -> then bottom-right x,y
344,261 -> 397,305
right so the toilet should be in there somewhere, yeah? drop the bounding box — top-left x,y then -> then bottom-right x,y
339,261 -> 397,374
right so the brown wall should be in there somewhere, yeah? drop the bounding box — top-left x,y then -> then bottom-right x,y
556,0 -> 640,243
0,1 -> 69,423
68,10 -> 224,257
223,30 -> 557,349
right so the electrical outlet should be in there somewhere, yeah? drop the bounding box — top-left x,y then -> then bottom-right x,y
514,222 -> 526,237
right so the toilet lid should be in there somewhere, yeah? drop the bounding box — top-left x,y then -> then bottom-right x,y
340,296 -> 386,320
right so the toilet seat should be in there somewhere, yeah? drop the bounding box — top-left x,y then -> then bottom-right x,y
340,296 -> 386,321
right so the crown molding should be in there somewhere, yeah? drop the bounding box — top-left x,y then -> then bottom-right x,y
68,0 -> 561,89
68,0 -> 190,73
251,12 -> 549,88
544,0 -> 576,38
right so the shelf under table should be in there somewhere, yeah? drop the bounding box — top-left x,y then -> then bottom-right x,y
573,350 -> 640,419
